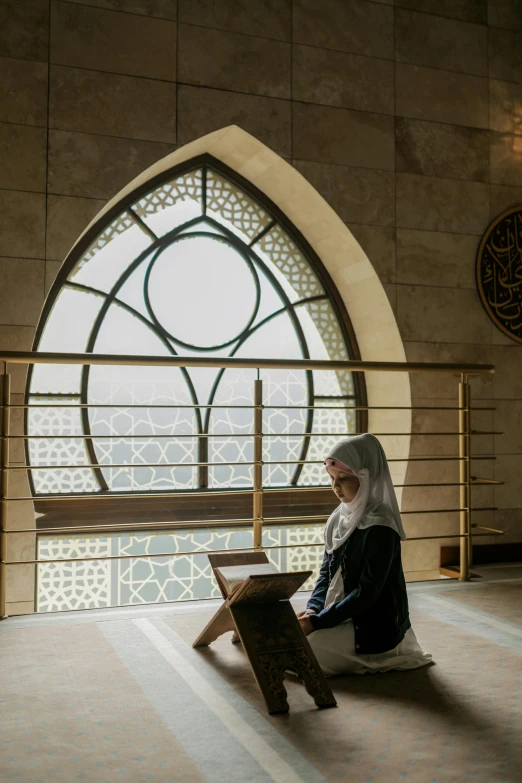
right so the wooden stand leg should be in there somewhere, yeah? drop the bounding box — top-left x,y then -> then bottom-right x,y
230,601 -> 336,715
192,601 -> 236,648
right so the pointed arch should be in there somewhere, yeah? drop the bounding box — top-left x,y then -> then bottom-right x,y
78,127 -> 411,488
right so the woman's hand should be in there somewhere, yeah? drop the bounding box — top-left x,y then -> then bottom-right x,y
297,608 -> 316,619
298,615 -> 315,636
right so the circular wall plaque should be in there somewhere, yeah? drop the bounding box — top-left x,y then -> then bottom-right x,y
476,206 -> 522,344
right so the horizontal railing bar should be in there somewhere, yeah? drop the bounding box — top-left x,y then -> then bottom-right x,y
472,524 -> 505,534
0,350 -> 495,374
1,455 -> 499,473
470,476 -> 504,485
9,404 -> 496,411
2,464 -> 502,503
1,531 -> 502,567
10,462 -> 257,471
6,431 -> 503,439
6,507 -> 498,533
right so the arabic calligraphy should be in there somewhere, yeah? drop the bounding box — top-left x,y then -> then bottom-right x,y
477,207 -> 522,344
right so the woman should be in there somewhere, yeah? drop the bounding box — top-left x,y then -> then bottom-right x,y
297,433 -> 432,676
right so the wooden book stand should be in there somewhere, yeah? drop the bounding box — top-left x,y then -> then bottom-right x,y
192,550 -> 337,714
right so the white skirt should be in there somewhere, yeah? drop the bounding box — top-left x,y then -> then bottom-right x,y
308,620 -> 433,677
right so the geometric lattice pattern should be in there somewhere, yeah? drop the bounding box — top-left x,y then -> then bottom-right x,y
28,398 -> 98,494
69,211 -> 135,276
206,169 -> 272,241
132,169 -> 203,226
36,525 -> 325,612
258,224 -> 324,301
37,535 -> 111,611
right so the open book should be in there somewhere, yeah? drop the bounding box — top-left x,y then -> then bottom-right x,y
214,562 -> 279,597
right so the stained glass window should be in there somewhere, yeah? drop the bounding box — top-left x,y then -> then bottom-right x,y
28,159 -> 362,496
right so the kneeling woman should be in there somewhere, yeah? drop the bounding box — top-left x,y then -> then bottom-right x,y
298,433 -> 432,676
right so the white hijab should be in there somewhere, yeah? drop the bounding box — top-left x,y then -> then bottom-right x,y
323,433 -> 407,555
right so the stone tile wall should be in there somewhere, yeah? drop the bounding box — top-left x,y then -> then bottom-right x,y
1,0 -> 521,604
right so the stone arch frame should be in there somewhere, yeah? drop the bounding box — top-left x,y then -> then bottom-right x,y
8,125 -> 412,614
68,125 -> 411,498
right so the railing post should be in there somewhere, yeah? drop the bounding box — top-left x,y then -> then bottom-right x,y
0,369 -> 10,618
459,373 -> 471,581
253,378 -> 263,549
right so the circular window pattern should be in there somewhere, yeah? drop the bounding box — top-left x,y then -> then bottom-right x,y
145,234 -> 260,350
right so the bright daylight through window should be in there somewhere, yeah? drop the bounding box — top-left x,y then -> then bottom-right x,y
30,159 -> 362,611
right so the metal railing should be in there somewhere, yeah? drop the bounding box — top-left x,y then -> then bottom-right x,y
0,351 -> 504,619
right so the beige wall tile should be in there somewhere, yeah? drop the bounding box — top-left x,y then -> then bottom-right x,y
488,0 -> 522,31
0,191 -> 45,259
489,183 -> 522,219
294,161 -> 395,226
6,563 -> 35,604
0,325 -> 35,393
490,132 -> 522,185
395,9 -> 488,77
0,57 -> 48,126
493,345 -> 522,398
0,123 -> 47,193
403,450 -> 460,488
5,600 -> 34,616
50,0 -> 177,81
396,229 -> 479,289
46,194 -> 106,261
489,28 -> 522,83
179,0 -> 290,40
494,399 -> 522,454
396,118 -> 489,183
494,454 -> 522,508
0,0 -> 49,61
396,173 -> 489,234
49,66 -> 177,143
407,401 -> 493,458
489,79 -> 522,135
9,398 -> 27,464
48,130 -> 174,199
178,24 -> 290,99
490,326 -> 521,347
293,45 -> 394,115
402,536 -> 457,572
405,341 -> 494,399
45,260 -> 63,295
64,0 -> 177,18
395,0 -> 487,23
346,223 -> 396,283
494,508 -> 522,544
292,0 -> 394,59
8,393 -> 29,465
401,483 -> 460,514
292,103 -> 394,170
396,64 -> 488,129
0,258 -> 45,326
177,85 -> 291,158
6,532 -> 36,563
398,285 -> 492,344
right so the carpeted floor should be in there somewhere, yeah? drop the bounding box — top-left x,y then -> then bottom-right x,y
2,567 -> 522,783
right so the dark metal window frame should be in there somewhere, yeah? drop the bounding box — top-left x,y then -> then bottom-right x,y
26,154 -> 368,498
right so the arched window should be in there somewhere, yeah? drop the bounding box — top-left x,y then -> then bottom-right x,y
28,156 -> 365,496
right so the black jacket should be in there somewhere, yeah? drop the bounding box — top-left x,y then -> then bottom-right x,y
306,524 -> 411,654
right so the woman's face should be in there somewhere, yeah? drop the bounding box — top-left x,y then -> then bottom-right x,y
327,465 -> 360,503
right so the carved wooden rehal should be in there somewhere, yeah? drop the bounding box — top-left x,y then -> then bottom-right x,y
192,551 -> 337,715
477,206 -> 522,344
